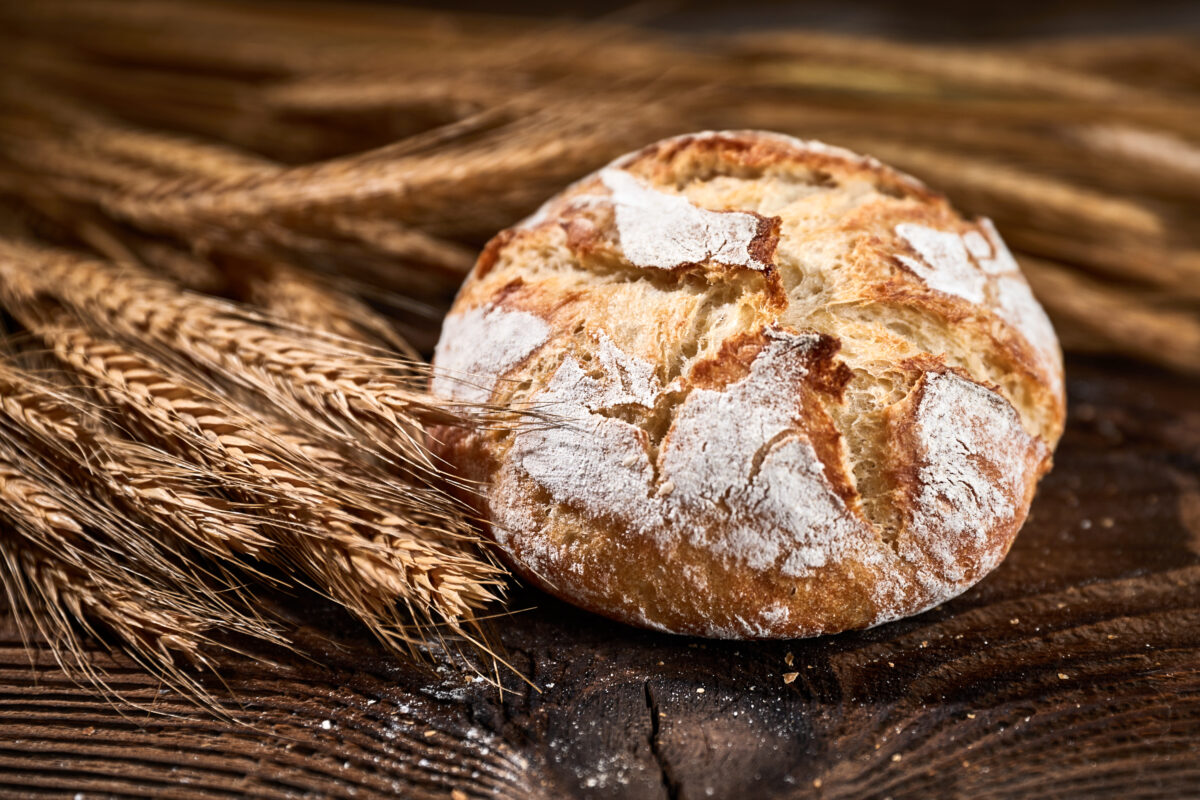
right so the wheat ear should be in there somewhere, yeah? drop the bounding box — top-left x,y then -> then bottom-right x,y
0,362 -> 274,562
221,255 -> 418,358
0,240 -> 480,468
0,278 -> 503,647
0,446 -> 268,706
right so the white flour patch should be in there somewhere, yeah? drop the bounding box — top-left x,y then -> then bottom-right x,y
599,168 -> 771,271
511,355 -> 658,527
659,329 -> 870,574
899,371 -> 1042,599
503,327 -> 873,579
962,229 -> 994,264
895,223 -> 987,304
895,219 -> 1061,386
432,305 -> 550,403
976,220 -> 1061,379
760,602 -> 791,627
590,331 -> 661,409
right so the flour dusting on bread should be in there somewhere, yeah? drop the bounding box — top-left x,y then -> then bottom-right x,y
432,304 -> 550,402
895,223 -> 988,303
511,353 -> 656,527
975,220 -> 1062,381
659,328 -> 870,574
507,327 -> 872,578
599,168 -> 771,271
895,220 -> 1061,388
901,371 -> 1045,597
591,331 -> 661,409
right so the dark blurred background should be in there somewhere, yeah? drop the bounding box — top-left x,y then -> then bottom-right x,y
395,0 -> 1200,38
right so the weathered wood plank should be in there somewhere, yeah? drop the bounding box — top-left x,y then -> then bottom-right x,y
0,357 -> 1197,799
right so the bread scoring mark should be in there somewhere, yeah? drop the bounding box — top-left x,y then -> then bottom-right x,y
664,329 -> 872,575
504,326 -> 874,579
894,220 -> 1061,389
432,304 -> 550,403
508,351 -> 657,528
598,168 -> 778,272
899,370 -> 1046,599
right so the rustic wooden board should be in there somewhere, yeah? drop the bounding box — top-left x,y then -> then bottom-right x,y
0,356 -> 1197,800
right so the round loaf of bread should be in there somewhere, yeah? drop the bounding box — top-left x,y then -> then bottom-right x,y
431,131 -> 1065,638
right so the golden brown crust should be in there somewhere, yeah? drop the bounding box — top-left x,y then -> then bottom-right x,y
432,130 -> 1065,639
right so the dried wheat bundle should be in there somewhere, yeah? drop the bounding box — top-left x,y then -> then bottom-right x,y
3,292 -> 502,638
0,233 -> 514,692
0,423 -> 282,707
0,238 -> 504,469
0,362 -> 273,563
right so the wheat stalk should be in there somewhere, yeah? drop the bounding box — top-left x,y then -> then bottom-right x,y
225,256 -> 418,357
0,92 -> 479,298
0,277 -> 503,645
0,359 -> 291,633
0,362 -> 274,562
0,534 -> 207,692
0,239 -> 483,466
0,440 -> 284,706
729,31 -> 1160,102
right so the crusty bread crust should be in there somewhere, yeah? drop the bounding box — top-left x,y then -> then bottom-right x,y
432,131 -> 1064,638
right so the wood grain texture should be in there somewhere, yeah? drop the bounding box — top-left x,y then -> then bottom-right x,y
0,356 -> 1198,800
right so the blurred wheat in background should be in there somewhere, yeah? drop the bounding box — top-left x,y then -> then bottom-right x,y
0,0 -> 1197,701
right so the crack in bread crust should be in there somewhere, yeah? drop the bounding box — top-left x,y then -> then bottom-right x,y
432,130 -> 1064,639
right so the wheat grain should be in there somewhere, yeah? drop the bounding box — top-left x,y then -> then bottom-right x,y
0,362 -> 274,561
0,446 -> 242,700
0,290 -> 502,642
0,535 -> 207,688
0,370 -> 288,638
0,240 -> 479,461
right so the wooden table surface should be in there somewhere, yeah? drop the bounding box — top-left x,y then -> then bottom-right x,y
1,356 -> 1197,800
